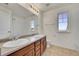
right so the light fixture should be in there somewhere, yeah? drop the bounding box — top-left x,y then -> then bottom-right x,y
29,4 -> 39,13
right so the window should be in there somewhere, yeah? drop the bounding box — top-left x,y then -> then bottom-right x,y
31,20 -> 35,31
58,12 -> 68,32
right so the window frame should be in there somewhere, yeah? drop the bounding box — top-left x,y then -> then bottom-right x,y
57,11 -> 69,32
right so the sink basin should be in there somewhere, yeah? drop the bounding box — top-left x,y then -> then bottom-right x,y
29,35 -> 43,41
33,35 -> 40,39
3,39 -> 29,48
33,35 -> 43,38
29,37 -> 37,42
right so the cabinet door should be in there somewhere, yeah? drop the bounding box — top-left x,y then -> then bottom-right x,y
34,40 -> 41,56
41,39 -> 44,54
35,50 -> 40,56
24,49 -> 35,56
41,37 -> 46,55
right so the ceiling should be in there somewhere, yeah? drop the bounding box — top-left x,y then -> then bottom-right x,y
31,3 -> 66,12
0,3 -> 33,18
0,3 -> 67,17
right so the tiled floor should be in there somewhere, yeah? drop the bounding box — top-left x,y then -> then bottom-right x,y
43,45 -> 79,56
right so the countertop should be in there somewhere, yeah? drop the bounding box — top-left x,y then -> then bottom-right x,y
0,34 -> 45,56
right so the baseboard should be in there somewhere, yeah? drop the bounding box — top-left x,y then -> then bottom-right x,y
48,43 -> 79,53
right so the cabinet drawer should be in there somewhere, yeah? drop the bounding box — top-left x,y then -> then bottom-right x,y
8,43 -> 34,56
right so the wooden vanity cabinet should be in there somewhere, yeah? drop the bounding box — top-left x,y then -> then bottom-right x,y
8,43 -> 34,56
8,36 -> 46,56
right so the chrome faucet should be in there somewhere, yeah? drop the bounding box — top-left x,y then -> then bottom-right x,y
12,36 -> 19,40
12,37 -> 16,40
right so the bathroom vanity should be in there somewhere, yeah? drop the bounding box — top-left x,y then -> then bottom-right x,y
2,35 -> 46,56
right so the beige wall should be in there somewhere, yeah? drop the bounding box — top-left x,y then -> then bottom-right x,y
43,4 -> 79,51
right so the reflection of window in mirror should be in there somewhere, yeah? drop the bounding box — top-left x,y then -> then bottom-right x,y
31,20 -> 35,31
58,12 -> 69,32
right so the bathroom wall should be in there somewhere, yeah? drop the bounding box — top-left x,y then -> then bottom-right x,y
43,4 -> 79,51
0,6 -> 11,40
0,4 -> 38,41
